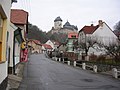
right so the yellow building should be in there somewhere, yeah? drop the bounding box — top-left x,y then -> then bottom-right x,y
0,0 -> 17,90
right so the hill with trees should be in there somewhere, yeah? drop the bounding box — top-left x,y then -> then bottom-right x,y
27,23 -> 48,43
27,23 -> 68,44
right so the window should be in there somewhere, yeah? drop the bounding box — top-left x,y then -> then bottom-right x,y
71,35 -> 76,38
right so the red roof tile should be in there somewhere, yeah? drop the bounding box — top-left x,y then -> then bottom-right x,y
80,25 -> 99,34
68,32 -> 78,38
42,44 -> 53,49
11,9 -> 28,24
33,40 -> 41,45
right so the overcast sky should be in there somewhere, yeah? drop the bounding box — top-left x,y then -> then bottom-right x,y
12,0 -> 120,32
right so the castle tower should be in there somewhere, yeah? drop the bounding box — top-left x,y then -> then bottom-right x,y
54,16 -> 62,30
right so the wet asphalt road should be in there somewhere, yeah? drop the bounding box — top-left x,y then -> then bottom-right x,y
19,54 -> 120,90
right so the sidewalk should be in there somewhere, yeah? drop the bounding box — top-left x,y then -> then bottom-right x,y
6,62 -> 26,90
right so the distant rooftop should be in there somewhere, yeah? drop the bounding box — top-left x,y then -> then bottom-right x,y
79,25 -> 99,34
63,21 -> 78,30
68,32 -> 78,38
54,16 -> 62,22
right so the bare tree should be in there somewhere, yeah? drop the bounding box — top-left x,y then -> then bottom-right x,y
79,36 -> 97,56
114,21 -> 120,31
97,39 -> 120,63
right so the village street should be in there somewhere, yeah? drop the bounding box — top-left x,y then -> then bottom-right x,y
18,54 -> 120,90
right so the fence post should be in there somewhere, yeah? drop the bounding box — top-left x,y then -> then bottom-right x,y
52,57 -> 54,60
93,65 -> 97,73
55,57 -> 58,61
112,68 -> 118,78
68,61 -> 70,65
74,61 -> 76,67
82,63 -> 86,70
53,57 -> 55,60
59,58 -> 61,62
62,58 -> 64,63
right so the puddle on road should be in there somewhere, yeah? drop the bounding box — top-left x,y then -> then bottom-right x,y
81,79 -> 94,82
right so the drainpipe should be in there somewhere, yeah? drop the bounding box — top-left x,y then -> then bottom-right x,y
12,35 -> 15,74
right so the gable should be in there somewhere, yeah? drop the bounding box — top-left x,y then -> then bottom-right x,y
46,40 -> 53,45
93,22 -> 117,45
45,40 -> 54,48
93,22 -> 117,38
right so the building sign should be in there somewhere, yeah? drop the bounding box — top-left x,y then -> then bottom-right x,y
21,42 -> 26,49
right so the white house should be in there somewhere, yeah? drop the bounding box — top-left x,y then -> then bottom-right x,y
45,40 -> 60,51
8,23 -> 24,74
45,40 -> 54,50
42,44 -> 53,53
78,20 -> 118,60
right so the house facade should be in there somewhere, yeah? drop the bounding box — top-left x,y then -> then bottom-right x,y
0,0 -> 16,89
45,40 -> 60,51
28,39 -> 42,54
66,32 -> 78,52
42,44 -> 53,53
45,40 -> 55,50
78,20 -> 118,60
58,43 -> 67,53
11,9 -> 28,62
8,23 -> 24,74
11,9 -> 28,41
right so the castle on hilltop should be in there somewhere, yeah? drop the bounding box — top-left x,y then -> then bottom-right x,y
50,16 -> 78,34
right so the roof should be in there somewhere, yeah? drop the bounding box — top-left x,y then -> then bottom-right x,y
79,25 -> 99,34
12,0 -> 17,3
64,21 -> 71,26
42,44 -> 53,49
54,16 -> 62,22
11,9 -> 28,24
33,40 -> 41,45
68,32 -> 78,38
63,21 -> 78,30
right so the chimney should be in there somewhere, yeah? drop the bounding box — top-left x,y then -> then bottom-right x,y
98,20 -> 103,27
91,24 -> 94,26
